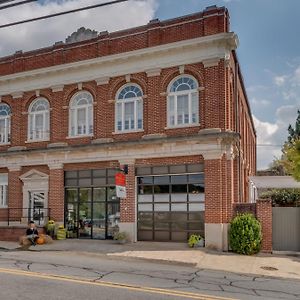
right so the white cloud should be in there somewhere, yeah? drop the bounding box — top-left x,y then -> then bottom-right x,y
292,66 -> 300,86
250,97 -> 270,107
253,105 -> 299,169
274,75 -> 288,86
0,0 -> 158,56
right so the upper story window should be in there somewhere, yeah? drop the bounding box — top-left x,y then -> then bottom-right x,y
167,75 -> 199,127
0,174 -> 8,208
69,91 -> 93,137
0,104 -> 11,144
28,98 -> 50,141
115,84 -> 143,132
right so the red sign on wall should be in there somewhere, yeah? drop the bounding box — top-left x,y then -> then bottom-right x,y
115,172 -> 126,198
115,172 -> 126,186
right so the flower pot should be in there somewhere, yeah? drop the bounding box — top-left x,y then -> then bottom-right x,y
195,239 -> 204,247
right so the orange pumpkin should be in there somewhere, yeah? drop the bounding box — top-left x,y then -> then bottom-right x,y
36,236 -> 45,245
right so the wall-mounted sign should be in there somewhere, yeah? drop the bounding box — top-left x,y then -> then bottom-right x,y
115,172 -> 126,198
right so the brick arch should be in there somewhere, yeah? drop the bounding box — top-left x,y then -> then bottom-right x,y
108,76 -> 147,100
24,94 -> 51,112
160,65 -> 204,92
63,87 -> 97,107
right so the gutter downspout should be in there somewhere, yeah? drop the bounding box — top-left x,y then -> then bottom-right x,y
235,61 -> 242,202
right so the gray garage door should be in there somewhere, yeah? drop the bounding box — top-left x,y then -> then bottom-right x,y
272,207 -> 300,251
136,164 -> 205,242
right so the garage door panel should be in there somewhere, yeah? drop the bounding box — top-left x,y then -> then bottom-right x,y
137,170 -> 205,242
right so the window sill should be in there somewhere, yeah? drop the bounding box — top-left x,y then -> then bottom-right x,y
165,123 -> 200,130
0,206 -> 8,209
25,139 -> 50,144
66,134 -> 94,139
0,143 -> 10,146
112,129 -> 144,135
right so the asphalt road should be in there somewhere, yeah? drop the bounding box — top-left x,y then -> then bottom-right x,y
0,249 -> 299,300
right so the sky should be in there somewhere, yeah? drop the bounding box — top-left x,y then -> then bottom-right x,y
0,0 -> 299,170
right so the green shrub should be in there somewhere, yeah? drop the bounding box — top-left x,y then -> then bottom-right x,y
260,189 -> 300,206
229,213 -> 262,255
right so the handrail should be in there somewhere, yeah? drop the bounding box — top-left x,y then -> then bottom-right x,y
2,207 -> 51,226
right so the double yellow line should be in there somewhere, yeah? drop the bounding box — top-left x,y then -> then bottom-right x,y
0,267 -> 235,300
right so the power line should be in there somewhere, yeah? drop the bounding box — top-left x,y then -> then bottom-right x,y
0,0 -> 37,10
0,0 -> 129,29
0,0 -> 19,4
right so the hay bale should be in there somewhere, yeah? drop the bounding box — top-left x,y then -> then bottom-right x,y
19,235 -> 31,246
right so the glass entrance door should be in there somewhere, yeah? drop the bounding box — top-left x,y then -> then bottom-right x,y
78,188 -> 92,238
29,191 -> 46,225
65,186 -> 120,239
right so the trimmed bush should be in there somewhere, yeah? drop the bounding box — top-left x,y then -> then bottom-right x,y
260,189 -> 300,207
229,213 -> 262,255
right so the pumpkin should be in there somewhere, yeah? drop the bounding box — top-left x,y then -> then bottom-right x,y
36,236 -> 45,245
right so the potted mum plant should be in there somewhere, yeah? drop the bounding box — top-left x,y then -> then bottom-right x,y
188,234 -> 204,248
113,231 -> 129,244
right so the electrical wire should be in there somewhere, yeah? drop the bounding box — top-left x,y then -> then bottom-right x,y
0,0 -> 37,10
0,0 -> 19,4
0,0 -> 129,28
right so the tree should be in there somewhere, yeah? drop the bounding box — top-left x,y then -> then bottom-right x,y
287,109 -> 300,144
284,139 -> 300,181
282,110 -> 300,181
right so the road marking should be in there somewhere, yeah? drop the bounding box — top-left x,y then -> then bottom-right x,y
0,267 -> 235,300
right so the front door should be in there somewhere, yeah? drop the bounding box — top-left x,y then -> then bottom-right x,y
65,187 -> 120,239
29,191 -> 46,225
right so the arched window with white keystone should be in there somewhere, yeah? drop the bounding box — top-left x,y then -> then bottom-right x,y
0,103 -> 11,144
28,98 -> 50,141
69,91 -> 93,137
167,75 -> 199,127
115,84 -> 143,132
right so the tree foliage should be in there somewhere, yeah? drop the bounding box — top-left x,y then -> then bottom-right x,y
278,110 -> 300,181
287,109 -> 300,144
284,140 -> 300,181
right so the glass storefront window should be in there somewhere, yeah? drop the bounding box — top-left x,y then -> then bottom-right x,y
65,169 -> 120,240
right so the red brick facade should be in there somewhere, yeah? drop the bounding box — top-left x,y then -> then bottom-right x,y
0,6 -> 256,248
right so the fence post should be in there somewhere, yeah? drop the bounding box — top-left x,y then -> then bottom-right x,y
256,199 -> 272,253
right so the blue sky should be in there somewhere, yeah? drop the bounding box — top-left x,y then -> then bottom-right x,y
0,0 -> 299,169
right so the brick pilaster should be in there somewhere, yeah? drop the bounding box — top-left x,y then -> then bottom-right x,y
8,168 -> 22,220
48,165 -> 64,222
120,164 -> 135,223
204,158 -> 223,224
256,199 -> 272,253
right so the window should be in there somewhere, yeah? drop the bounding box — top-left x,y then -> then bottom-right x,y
0,174 -> 8,208
0,104 -> 11,144
28,98 -> 50,141
115,84 -> 143,132
167,75 -> 199,127
69,91 -> 93,137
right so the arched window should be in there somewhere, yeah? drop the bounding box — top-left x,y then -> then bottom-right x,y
69,91 -> 93,137
167,75 -> 199,127
0,103 -> 11,144
115,84 -> 143,132
28,98 -> 50,141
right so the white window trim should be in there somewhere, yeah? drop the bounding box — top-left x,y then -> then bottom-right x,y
167,75 -> 199,128
28,110 -> 50,141
115,84 -> 143,133
0,174 -> 8,208
69,93 -> 94,137
28,99 -> 50,142
0,107 -> 11,145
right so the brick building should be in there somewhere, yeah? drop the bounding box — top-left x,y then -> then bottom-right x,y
0,5 -> 256,250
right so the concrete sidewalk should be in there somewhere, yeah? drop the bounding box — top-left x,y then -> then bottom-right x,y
0,239 -> 299,280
